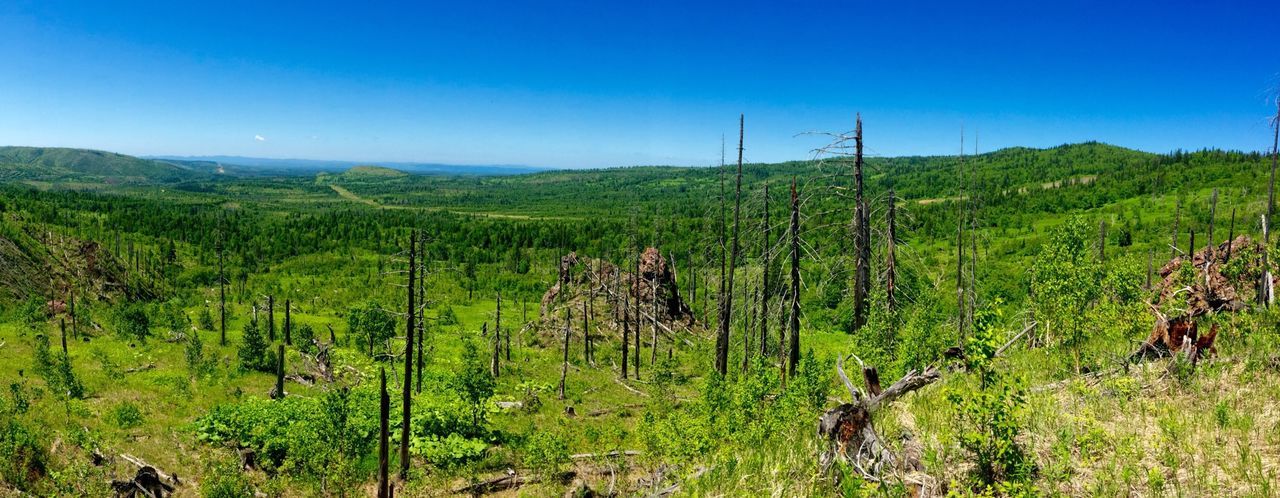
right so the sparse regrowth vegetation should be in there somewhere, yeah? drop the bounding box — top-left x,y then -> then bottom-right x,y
0,140 -> 1278,496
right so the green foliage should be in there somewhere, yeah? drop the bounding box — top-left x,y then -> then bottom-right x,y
200,460 -> 255,498
451,341 -> 496,426
109,401 -> 144,429
185,330 -> 207,376
347,302 -> 395,355
197,306 -> 215,331
1031,217 -> 1101,371
438,304 -> 459,326
948,301 -> 1033,491
32,334 -> 83,399
522,430 -> 570,475
113,302 -> 151,343
237,318 -> 271,372
0,415 -> 49,492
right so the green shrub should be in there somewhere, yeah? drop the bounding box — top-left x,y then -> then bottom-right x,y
0,416 -> 49,492
113,303 -> 151,343
237,318 -> 271,372
522,431 -> 569,475
109,401 -> 144,429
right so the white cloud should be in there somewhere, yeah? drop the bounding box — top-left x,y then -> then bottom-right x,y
254,135 -> 267,142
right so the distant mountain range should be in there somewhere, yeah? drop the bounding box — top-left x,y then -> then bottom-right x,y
144,155 -> 545,176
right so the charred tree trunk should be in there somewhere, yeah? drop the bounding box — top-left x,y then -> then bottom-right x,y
60,318 -> 68,356
283,299 -> 293,346
400,233 -> 415,480
1227,208 -> 1237,262
218,234 -> 226,346
267,295 -> 275,343
633,252 -> 641,379
760,183 -> 771,357
377,368 -> 390,498
559,309 -> 570,400
621,279 -> 630,379
582,301 -> 590,365
852,114 -> 870,331
886,189 -> 898,312
650,274 -> 659,365
788,179 -> 802,377
715,115 -> 745,376
1208,188 -> 1218,247
418,240 -> 427,394
272,344 -> 285,400
1172,199 -> 1182,258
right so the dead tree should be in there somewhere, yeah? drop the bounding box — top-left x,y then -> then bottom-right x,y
272,344 -> 285,400
1269,95 -> 1279,235
1171,198 -> 1182,258
886,189 -> 898,312
1208,188 -> 1219,247
956,128 -> 966,343
788,179 -> 802,377
621,278 -> 630,379
852,114 -> 870,331
284,299 -> 293,346
417,235 -> 427,394
715,115 -> 745,376
633,252 -> 641,379
218,229 -> 226,346
400,233 -> 415,480
377,368 -> 390,498
582,301 -> 591,365
267,295 -> 275,342
760,183 -> 771,356
819,354 -> 941,480
1227,208 -> 1237,261
650,273 -> 659,365
60,318 -> 68,356
559,308 -> 570,400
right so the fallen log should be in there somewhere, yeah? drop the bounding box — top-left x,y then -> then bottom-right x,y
569,450 -> 642,460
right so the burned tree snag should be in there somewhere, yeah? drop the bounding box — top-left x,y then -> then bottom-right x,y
819,355 -> 941,479
60,318 -> 68,356
582,301 -> 590,365
284,299 -> 292,346
1172,199 -> 1182,258
1228,208 -> 1237,261
760,183 -> 771,357
272,344 -> 285,400
378,368 -> 390,498
1189,229 -> 1196,257
559,308 -> 570,400
715,115 -> 745,376
621,280 -> 630,379
886,189 -> 898,312
267,295 -> 275,342
650,273 -> 659,365
400,233 -> 415,480
852,114 -> 870,331
1208,188 -> 1219,247
788,179 -> 801,377
633,252 -> 641,379
218,229 -> 226,346
1269,96 -> 1278,235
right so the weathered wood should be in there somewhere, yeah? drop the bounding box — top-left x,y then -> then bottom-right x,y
852,114 -> 870,331
715,114 -> 745,376
760,183 -> 771,356
559,309 -> 570,400
377,368 -> 390,498
271,344 -> 285,399
788,179 -> 801,377
401,233 -> 415,480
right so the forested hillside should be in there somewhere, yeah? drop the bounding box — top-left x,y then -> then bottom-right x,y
0,139 -> 1277,496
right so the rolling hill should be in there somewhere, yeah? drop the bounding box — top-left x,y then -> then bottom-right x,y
0,146 -> 195,184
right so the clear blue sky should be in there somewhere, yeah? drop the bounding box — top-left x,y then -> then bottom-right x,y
1,1 -> 1277,169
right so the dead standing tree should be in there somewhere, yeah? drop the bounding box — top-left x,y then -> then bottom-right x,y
715,114 -> 746,376
788,179 -> 802,377
852,115 -> 870,331
377,368 -> 390,498
400,232 -> 415,480
885,189 -> 898,312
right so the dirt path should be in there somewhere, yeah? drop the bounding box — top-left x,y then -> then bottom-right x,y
329,184 -> 379,207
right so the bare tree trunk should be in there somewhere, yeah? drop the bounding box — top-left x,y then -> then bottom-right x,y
218,232 -> 226,346
650,274 -> 659,365
760,183 -> 770,356
852,114 -> 870,331
284,299 -> 292,346
715,116 -> 745,376
273,344 -> 285,400
621,278 -> 630,379
400,233 -> 415,480
60,318 -> 68,356
788,179 -> 801,377
1172,198 -> 1181,258
633,253 -> 641,379
886,189 -> 897,312
583,300 -> 590,365
267,295 -> 275,342
418,238 -> 427,394
1269,97 -> 1278,235
377,368 -> 390,498
1189,229 -> 1196,257
1227,208 -> 1236,262
956,128 -> 965,344
559,309 -> 570,400
1208,188 -> 1218,247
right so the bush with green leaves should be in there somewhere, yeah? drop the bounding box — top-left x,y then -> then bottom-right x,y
347,302 -> 396,355
32,334 -> 83,399
109,401 -> 144,429
185,330 -> 207,377
113,302 -> 151,343
451,340 -> 496,426
0,414 -> 49,493
1030,216 -> 1101,372
197,307 -> 215,331
237,318 -> 271,372
947,301 -> 1033,491
522,431 -> 570,476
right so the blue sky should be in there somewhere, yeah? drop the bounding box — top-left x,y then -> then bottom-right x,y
0,1 -> 1277,169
